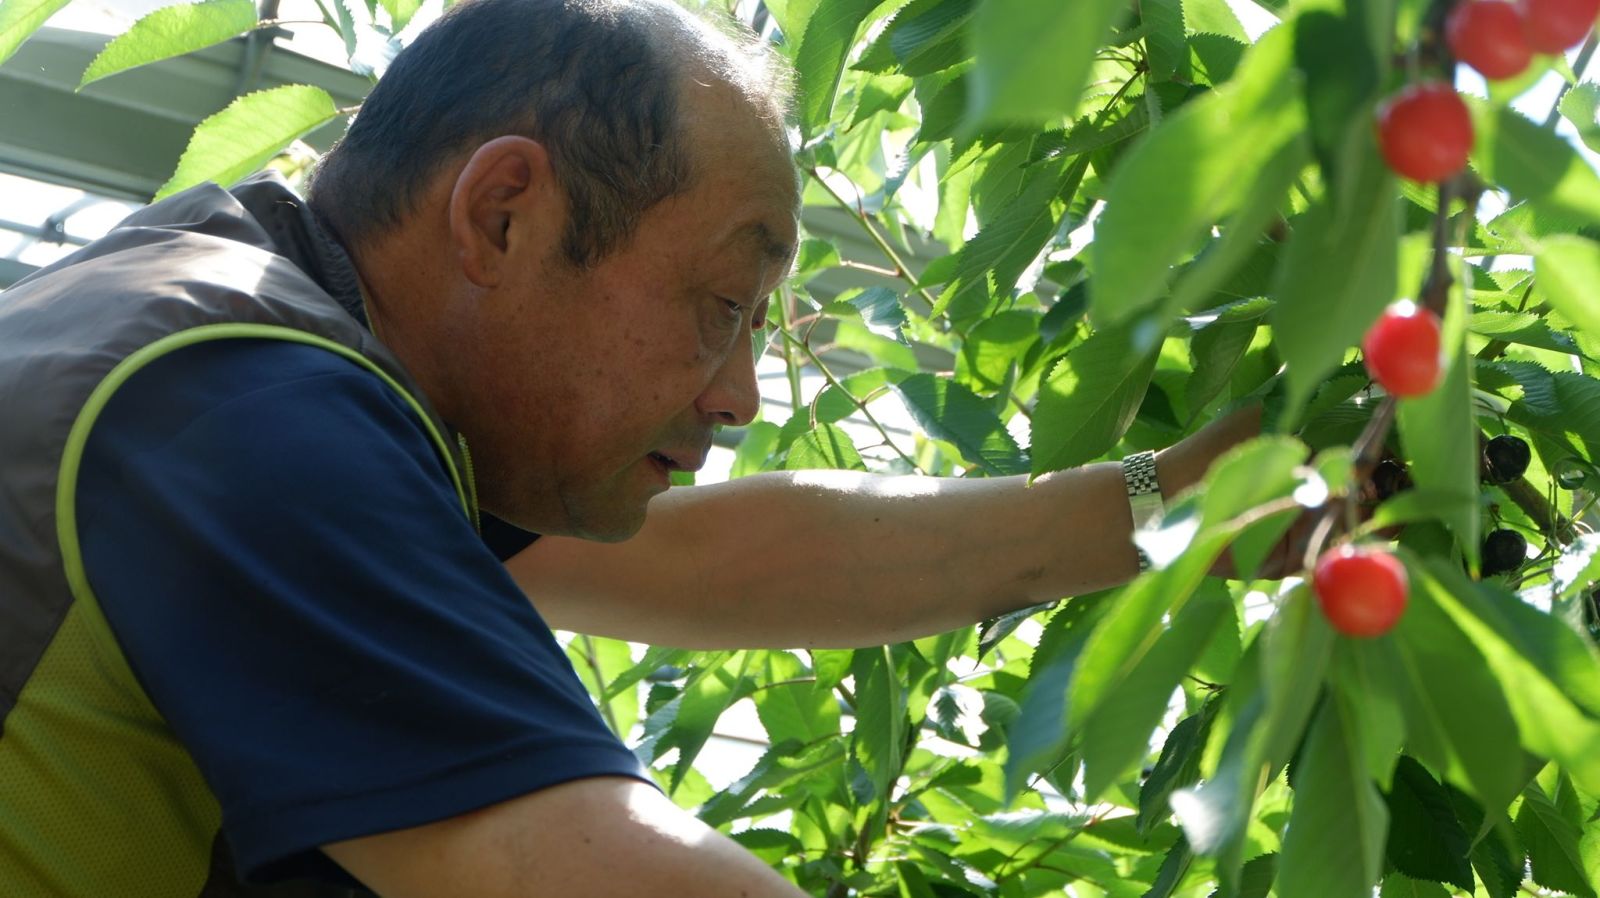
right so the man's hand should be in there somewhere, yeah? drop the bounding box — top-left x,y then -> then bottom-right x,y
324,776 -> 809,898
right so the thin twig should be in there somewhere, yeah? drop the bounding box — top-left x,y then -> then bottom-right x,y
776,324 -> 923,472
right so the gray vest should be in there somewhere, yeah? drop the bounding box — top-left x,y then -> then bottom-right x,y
0,175 -> 475,896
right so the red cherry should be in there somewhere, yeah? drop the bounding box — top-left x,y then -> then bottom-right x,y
1313,546 -> 1409,637
1518,0 -> 1600,53
1448,1 -> 1535,79
1375,83 -> 1475,183
1362,301 -> 1444,398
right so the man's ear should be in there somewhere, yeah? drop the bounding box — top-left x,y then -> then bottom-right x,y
447,136 -> 560,288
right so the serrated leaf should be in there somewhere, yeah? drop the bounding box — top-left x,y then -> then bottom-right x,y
1383,757 -> 1476,892
935,157 -> 1079,328
1005,595 -> 1112,796
892,373 -> 1028,476
1390,566 -> 1524,817
1397,289 -> 1479,562
1536,234 -> 1600,343
1138,696 -> 1222,834
1079,580 -> 1229,801
783,423 -> 866,471
79,0 -> 258,87
1332,640 -> 1407,790
1092,25 -> 1301,325
1277,699 -> 1390,898
157,85 -> 339,200
792,0 -> 879,136
1444,785 -> 1525,898
1517,779 -> 1598,897
377,0 -> 420,31
1560,81 -> 1600,154
1416,558 -> 1600,798
1186,300 -> 1270,420
1142,0 -> 1185,82
1270,158 -> 1400,414
967,0 -> 1127,128
851,647 -> 906,804
1030,105 -> 1151,164
1469,310 -> 1583,356
1030,323 -> 1160,475
1206,853 -> 1276,898
846,286 -> 910,343
1471,99 -> 1600,228
0,0 -> 69,68
1378,874 -> 1452,898
1143,837 -> 1193,898
755,679 -> 840,746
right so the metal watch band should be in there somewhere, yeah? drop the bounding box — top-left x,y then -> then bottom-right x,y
1122,450 -> 1165,572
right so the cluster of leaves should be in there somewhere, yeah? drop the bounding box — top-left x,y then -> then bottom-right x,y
8,0 -> 1600,893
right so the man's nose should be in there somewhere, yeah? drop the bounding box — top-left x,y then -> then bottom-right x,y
697,332 -> 761,426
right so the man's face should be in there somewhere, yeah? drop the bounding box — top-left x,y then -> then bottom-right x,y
466,81 -> 798,541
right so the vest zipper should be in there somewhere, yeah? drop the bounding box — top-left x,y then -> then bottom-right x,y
456,433 -> 481,533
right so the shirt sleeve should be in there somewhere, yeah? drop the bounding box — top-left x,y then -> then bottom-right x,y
74,339 -> 650,885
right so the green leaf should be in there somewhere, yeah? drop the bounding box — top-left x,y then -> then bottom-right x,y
157,85 -> 339,200
1270,159 -> 1400,414
1207,854 -> 1276,898
377,0 -> 420,31
1092,25 -> 1302,325
1291,0 -> 1387,207
1143,837 -> 1193,898
1536,234 -> 1600,343
755,679 -> 840,745
852,647 -> 907,803
1469,310 -> 1584,357
967,0 -> 1127,128
1138,696 -> 1222,834
1185,299 -> 1271,421
844,286 -> 910,343
1383,757 -> 1475,892
1079,580 -> 1230,801
1560,81 -> 1600,154
1471,100 -> 1600,228
792,0 -> 879,136
1030,323 -> 1160,475
0,0 -> 69,68
1397,290 -> 1479,562
957,309 -> 1039,392
1174,587 -> 1331,889
1378,874 -> 1452,898
883,0 -> 973,75
79,0 -> 258,87
1416,559 -> 1600,798
1390,567 -> 1524,816
1517,778 -> 1598,897
1164,140 -> 1304,326
892,373 -> 1028,476
1005,595 -> 1111,796
638,652 -> 753,793
1277,700 -> 1390,898
1142,0 -> 1186,82
935,157 -> 1079,328
1331,640 -> 1406,790
783,423 -> 866,471
1446,785 -> 1526,898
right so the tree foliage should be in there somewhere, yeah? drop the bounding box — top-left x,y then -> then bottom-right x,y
9,0 -> 1600,893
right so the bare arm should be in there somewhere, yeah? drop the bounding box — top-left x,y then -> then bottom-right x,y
324,777 -> 809,898
507,406 -> 1262,650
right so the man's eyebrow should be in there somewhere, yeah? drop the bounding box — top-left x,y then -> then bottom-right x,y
738,222 -> 795,262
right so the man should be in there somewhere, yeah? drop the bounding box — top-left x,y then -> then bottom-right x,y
0,0 -> 1257,894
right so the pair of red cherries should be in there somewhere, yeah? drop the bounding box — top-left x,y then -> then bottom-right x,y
1377,0 -> 1596,184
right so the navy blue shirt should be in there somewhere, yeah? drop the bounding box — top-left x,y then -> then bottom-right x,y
75,339 -> 650,885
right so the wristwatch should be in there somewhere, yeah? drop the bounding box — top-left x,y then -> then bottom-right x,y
1121,450 -> 1165,572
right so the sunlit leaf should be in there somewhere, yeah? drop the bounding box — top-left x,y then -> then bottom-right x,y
79,0 -> 258,87
157,85 -> 339,200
